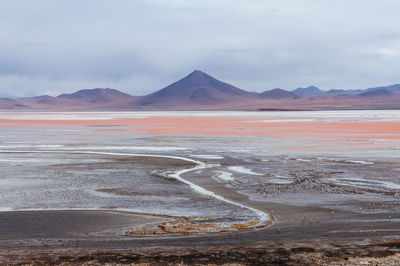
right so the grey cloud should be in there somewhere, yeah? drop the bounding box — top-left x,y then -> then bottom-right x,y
0,0 -> 400,97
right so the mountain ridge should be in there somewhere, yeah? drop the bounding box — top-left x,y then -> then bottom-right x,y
259,88 -> 298,99
3,70 -> 400,110
292,85 -> 323,95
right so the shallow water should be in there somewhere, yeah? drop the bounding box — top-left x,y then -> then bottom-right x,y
0,151 -> 257,223
1,110 -> 400,121
1,110 -> 400,230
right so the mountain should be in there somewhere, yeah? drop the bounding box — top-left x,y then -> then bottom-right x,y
0,98 -> 28,109
365,84 -> 400,92
357,88 -> 392,97
57,88 -> 135,104
18,88 -> 136,110
1,70 -> 400,111
326,89 -> 346,94
135,70 -> 255,107
258,88 -> 298,99
32,95 -> 56,104
292,85 -> 323,95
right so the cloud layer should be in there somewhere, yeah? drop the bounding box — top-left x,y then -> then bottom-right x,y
1,0 -> 400,97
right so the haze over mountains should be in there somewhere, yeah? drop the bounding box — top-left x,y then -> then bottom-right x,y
2,70 -> 400,111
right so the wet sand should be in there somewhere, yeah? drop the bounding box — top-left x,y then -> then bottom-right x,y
1,205 -> 400,265
0,210 -> 169,240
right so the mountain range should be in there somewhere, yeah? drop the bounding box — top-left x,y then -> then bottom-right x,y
2,70 -> 400,110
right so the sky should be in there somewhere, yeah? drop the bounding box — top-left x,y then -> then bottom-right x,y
1,0 -> 400,97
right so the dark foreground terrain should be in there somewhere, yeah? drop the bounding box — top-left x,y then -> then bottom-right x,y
1,201 -> 400,265
2,239 -> 400,265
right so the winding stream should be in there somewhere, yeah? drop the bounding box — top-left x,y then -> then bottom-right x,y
0,150 -> 271,229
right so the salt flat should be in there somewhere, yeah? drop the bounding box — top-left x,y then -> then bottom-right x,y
0,110 -> 400,264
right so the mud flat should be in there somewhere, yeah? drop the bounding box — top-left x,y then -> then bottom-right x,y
1,153 -> 400,265
1,206 -> 400,265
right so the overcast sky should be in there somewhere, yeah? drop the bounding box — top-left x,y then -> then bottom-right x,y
1,0 -> 400,97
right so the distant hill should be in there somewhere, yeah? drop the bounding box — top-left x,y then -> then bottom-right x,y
357,88 -> 392,97
326,89 -> 346,94
58,88 -> 135,103
135,70 -> 255,107
259,88 -> 298,99
292,85 -> 322,95
365,84 -> 400,93
32,95 -> 56,104
0,98 -> 28,109
18,88 -> 136,110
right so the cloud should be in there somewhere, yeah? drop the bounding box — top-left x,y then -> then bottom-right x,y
0,0 -> 400,97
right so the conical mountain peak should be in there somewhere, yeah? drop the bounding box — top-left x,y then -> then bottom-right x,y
182,70 -> 218,84
189,69 -> 205,75
136,70 -> 254,106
